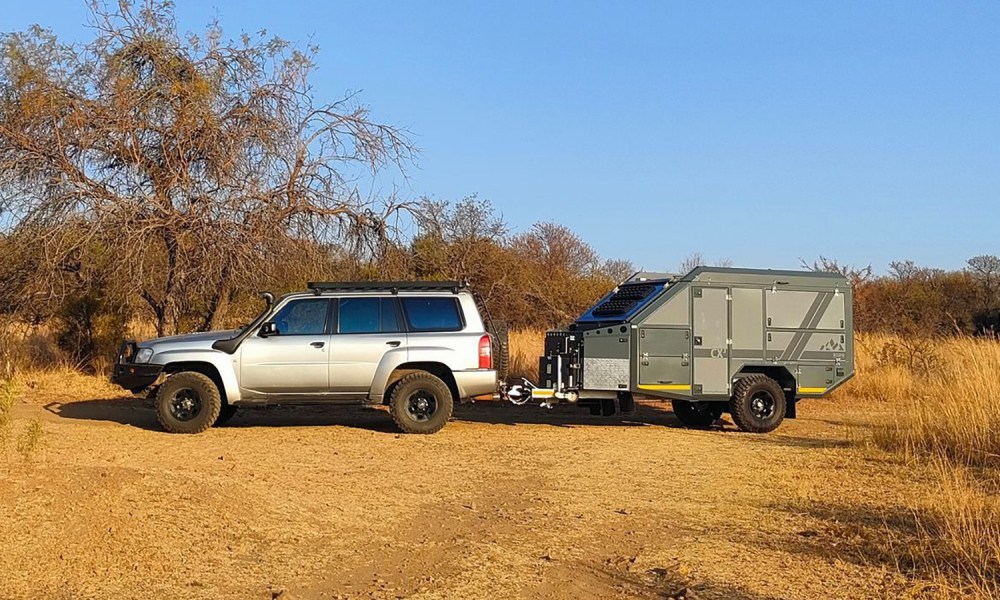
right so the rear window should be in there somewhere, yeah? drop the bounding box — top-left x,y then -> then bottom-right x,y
401,297 -> 464,332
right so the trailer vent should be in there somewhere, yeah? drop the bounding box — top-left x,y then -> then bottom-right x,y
592,284 -> 656,317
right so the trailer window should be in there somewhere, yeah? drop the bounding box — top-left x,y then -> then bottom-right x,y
401,297 -> 464,332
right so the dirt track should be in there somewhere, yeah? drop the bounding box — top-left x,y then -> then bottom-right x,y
1,381 -> 922,600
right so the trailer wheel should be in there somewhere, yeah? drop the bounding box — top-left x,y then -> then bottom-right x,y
672,400 -> 723,427
729,375 -> 786,433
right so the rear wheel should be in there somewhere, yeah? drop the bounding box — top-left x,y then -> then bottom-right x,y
155,372 -> 221,434
729,375 -> 786,433
672,400 -> 724,427
388,372 -> 454,434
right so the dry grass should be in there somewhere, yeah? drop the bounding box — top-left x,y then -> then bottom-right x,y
0,379 -> 16,450
508,327 -> 545,381
854,333 -> 1000,596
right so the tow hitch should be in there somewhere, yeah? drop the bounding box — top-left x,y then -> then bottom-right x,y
500,379 -> 578,409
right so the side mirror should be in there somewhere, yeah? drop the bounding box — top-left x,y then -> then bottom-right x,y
259,322 -> 279,338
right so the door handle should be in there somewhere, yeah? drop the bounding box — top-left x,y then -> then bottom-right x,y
310,341 -> 325,348
386,340 -> 401,347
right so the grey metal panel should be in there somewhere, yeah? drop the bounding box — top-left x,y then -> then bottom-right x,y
767,331 -> 795,358
638,357 -> 690,386
643,287 -> 690,326
584,357 -> 630,390
583,329 -> 630,359
731,287 -> 763,354
816,292 -> 846,330
638,328 -> 689,356
694,357 -> 728,394
766,290 -> 820,329
692,287 -> 729,395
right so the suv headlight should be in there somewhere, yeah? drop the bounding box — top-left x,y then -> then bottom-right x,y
134,348 -> 154,364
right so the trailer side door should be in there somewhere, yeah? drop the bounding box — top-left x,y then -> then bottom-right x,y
692,287 -> 730,395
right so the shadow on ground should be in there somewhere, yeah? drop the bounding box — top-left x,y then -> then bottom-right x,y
44,399 -> 398,433
44,397 -> 706,432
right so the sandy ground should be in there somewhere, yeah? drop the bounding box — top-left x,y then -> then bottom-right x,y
0,380 -> 931,600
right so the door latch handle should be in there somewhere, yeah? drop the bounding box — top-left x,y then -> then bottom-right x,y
386,340 -> 401,347
310,341 -> 325,348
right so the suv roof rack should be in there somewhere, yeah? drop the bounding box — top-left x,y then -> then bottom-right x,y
307,281 -> 468,295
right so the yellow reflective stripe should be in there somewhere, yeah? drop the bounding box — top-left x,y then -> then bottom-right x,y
531,389 -> 555,397
638,384 -> 691,391
798,387 -> 826,393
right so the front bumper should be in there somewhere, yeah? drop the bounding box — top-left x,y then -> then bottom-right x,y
453,369 -> 498,399
111,363 -> 163,392
111,340 -> 163,392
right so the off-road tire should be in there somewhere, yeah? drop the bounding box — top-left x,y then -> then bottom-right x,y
155,371 -> 222,434
672,400 -> 724,427
618,392 -> 636,414
388,372 -> 454,434
214,403 -> 238,427
600,398 -> 617,416
729,374 -> 786,433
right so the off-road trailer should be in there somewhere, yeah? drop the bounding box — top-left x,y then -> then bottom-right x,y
506,267 -> 854,433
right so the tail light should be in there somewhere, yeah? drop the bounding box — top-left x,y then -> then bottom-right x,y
478,334 -> 492,369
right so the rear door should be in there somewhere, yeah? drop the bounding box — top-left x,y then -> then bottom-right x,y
692,287 -> 730,395
328,297 -> 406,394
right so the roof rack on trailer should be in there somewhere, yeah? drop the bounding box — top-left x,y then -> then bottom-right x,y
306,281 -> 468,295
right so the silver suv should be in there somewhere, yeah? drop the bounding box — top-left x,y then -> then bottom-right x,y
112,282 -> 500,434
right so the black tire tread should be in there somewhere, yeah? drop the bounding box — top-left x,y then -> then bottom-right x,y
155,371 -> 222,434
672,400 -> 720,427
729,374 -> 786,433
388,371 -> 454,434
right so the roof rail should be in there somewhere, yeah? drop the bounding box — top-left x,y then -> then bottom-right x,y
306,281 -> 468,295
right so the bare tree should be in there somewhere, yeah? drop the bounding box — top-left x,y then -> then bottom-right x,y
0,1 -> 413,334
678,252 -> 705,274
966,254 -> 1000,312
800,256 -> 873,286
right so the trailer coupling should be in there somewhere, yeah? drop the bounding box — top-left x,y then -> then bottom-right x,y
501,379 -> 579,409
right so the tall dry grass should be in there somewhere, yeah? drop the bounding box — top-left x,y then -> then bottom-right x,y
856,333 -> 1000,596
508,328 -> 545,381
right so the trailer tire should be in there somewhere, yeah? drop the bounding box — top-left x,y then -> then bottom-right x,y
600,398 -> 617,416
672,400 -> 723,427
388,371 -> 454,434
729,374 -> 786,433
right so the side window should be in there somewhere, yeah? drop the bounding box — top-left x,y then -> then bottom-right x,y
337,297 -> 404,334
339,298 -> 380,334
401,297 -> 464,332
270,299 -> 330,335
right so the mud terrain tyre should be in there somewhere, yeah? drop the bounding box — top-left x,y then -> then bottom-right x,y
214,403 -> 238,427
729,374 -> 786,433
155,372 -> 222,434
672,400 -> 724,427
388,372 -> 454,434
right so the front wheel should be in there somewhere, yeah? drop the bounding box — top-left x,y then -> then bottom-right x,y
672,400 -> 724,427
729,375 -> 786,433
388,372 -> 454,434
155,371 -> 222,434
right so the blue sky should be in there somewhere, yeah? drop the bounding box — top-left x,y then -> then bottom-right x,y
5,1 -> 999,273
